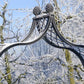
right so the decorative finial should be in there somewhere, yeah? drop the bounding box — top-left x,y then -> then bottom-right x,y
33,6 -> 41,15
45,3 -> 53,13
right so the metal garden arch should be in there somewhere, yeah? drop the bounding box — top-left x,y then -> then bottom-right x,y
0,3 -> 84,66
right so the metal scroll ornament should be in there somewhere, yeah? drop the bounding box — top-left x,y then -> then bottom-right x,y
33,3 -> 84,66
0,3 -> 84,66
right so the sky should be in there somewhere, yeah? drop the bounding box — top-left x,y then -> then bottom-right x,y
0,0 -> 38,9
7,0 -> 38,9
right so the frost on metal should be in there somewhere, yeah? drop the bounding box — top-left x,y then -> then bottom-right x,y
0,0 -> 84,84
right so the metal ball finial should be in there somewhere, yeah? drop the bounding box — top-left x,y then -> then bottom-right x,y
45,3 -> 53,13
33,6 -> 41,15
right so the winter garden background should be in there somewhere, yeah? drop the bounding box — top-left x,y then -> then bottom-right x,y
0,0 -> 84,84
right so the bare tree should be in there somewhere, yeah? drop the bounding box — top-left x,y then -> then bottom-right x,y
0,0 -> 84,84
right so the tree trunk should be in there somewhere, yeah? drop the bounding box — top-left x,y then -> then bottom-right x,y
53,0 -> 75,84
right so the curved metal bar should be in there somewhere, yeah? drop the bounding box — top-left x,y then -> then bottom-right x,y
43,36 -> 84,66
43,15 -> 84,66
52,16 -> 84,47
0,11 -> 84,66
0,15 -> 51,56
